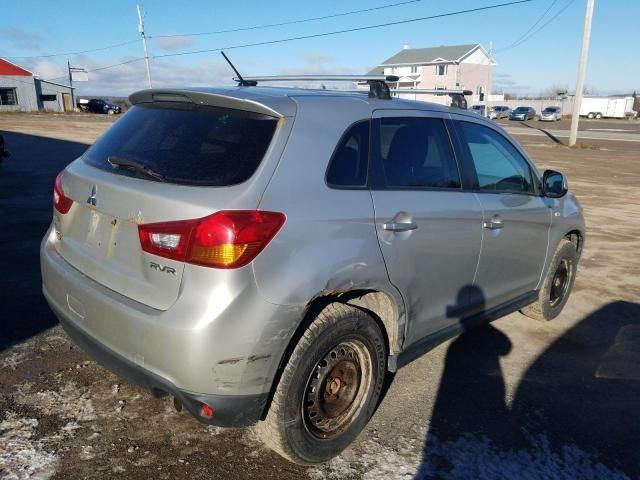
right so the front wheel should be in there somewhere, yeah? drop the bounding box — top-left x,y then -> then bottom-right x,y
258,303 -> 387,464
587,112 -> 595,119
595,113 -> 602,119
521,239 -> 578,321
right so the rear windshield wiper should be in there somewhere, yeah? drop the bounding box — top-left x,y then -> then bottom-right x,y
107,155 -> 166,183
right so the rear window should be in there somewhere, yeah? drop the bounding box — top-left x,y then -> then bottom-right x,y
83,103 -> 278,186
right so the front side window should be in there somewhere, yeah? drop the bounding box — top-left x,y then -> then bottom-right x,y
458,121 -> 535,194
378,117 -> 461,189
0,88 -> 18,105
326,121 -> 369,187
435,64 -> 448,76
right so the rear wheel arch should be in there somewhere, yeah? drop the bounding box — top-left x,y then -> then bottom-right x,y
260,288 -> 402,421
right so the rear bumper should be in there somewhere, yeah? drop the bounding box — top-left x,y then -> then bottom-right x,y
41,226 -> 303,426
55,303 -> 267,427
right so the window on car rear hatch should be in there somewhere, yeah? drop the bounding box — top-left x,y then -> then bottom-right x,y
83,102 -> 278,186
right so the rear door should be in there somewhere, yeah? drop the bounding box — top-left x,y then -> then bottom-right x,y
452,118 -> 551,313
369,110 -> 483,345
54,100 -> 286,310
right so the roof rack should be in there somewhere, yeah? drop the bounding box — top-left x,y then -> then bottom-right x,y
234,75 -> 400,100
389,88 -> 473,109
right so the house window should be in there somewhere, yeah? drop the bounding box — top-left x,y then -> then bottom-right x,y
40,94 -> 57,102
0,88 -> 18,105
391,67 -> 397,74
435,64 -> 448,76
410,65 -> 418,74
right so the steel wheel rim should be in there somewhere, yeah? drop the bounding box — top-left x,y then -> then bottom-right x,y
302,339 -> 373,439
550,259 -> 571,307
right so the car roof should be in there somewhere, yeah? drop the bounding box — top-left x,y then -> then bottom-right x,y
130,86 -> 456,118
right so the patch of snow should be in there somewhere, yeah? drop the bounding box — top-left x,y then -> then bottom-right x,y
15,382 -> 96,422
418,433 -> 630,480
309,431 -> 630,480
79,445 -> 95,460
0,351 -> 30,371
0,414 -> 58,480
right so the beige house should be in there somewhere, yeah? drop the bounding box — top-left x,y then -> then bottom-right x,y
367,43 -> 498,104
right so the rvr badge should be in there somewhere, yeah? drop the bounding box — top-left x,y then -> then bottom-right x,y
150,262 -> 176,275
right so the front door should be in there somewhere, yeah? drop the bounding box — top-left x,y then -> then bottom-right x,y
62,93 -> 71,112
454,120 -> 551,313
370,111 -> 483,346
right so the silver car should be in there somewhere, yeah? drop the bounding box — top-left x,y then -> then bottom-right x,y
539,106 -> 562,121
489,105 -> 511,119
41,85 -> 585,464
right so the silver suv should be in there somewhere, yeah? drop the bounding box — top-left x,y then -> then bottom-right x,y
41,84 -> 584,464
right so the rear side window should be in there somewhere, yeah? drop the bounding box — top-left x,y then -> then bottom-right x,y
458,121 -> 534,194
378,117 -> 461,189
326,121 -> 370,187
83,103 -> 278,186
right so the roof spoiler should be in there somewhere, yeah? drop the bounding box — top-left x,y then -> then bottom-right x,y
128,89 -> 284,118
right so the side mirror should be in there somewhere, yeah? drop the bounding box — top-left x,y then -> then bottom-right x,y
542,169 -> 567,198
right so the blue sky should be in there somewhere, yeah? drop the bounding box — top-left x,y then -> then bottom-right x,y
1,0 -> 637,96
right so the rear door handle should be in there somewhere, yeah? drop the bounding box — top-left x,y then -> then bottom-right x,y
483,218 -> 504,230
383,221 -> 418,232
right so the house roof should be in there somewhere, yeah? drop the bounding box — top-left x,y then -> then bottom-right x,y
367,43 -> 483,74
0,57 -> 34,76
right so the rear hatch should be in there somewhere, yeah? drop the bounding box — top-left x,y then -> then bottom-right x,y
54,90 -> 289,310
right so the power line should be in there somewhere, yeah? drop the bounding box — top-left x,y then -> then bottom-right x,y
2,39 -> 140,60
495,0 -> 575,52
0,0 -> 424,61
154,0 -> 533,60
40,0 -> 532,82
150,0 -> 425,39
496,0 -> 559,51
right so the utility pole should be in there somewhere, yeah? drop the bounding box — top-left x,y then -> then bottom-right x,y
67,59 -> 75,111
137,4 -> 153,88
569,0 -> 595,147
485,40 -> 493,118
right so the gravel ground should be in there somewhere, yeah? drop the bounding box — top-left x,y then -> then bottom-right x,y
1,113 -> 639,479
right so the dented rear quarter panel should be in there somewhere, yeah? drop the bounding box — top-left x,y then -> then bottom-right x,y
253,96 -> 406,350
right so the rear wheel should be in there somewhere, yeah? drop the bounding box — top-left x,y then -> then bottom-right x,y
595,113 -> 602,119
521,239 -> 578,321
587,112 -> 595,119
258,303 -> 387,464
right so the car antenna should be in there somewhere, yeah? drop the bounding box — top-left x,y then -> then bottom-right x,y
221,51 -> 257,87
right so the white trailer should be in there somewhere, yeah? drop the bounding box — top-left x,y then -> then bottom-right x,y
579,96 -> 635,119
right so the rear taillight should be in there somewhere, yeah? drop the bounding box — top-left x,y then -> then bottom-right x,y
138,210 -> 285,269
53,170 -> 73,214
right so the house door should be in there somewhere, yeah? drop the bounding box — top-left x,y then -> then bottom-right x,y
62,94 -> 71,112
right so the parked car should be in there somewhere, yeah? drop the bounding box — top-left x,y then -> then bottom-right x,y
539,106 -> 562,121
470,104 -> 487,115
489,105 -> 511,119
509,106 -> 536,120
78,98 -> 122,114
42,85 -> 584,464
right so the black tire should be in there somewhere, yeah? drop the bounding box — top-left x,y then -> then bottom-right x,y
521,239 -> 578,321
258,303 -> 387,464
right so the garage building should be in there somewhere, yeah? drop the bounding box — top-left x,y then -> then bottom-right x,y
0,58 -> 75,112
